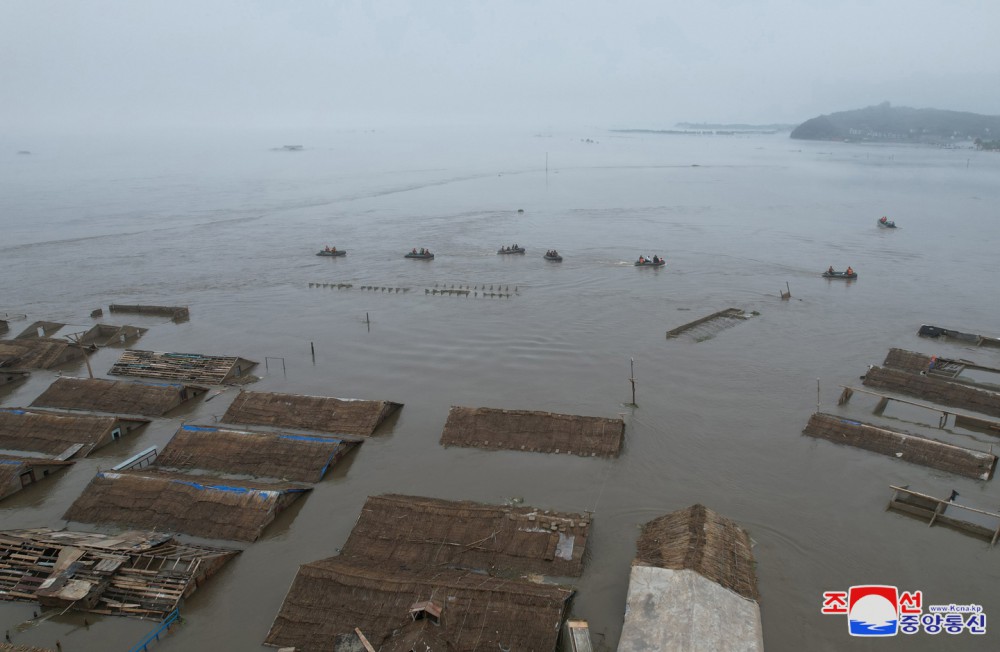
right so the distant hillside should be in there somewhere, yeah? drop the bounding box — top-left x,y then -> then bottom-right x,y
791,103 -> 1000,143
677,122 -> 796,131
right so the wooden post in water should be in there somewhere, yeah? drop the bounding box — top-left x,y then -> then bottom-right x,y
816,378 -> 820,412
628,358 -> 637,406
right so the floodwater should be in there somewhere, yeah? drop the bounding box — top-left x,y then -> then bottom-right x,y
1,128 -> 999,652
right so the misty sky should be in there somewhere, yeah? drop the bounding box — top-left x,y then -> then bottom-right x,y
3,0 -> 998,132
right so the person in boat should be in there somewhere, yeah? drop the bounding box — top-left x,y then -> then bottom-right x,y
331,246 -> 336,252
652,255 -> 659,264
324,246 -> 331,252
412,248 -> 417,254
419,248 -> 425,255
638,256 -> 645,264
846,266 -> 854,275
880,216 -> 888,224
827,265 -> 835,274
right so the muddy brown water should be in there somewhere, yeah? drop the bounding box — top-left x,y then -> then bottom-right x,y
2,129 -> 999,651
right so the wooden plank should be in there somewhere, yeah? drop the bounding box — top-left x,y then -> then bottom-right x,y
355,628 -> 377,652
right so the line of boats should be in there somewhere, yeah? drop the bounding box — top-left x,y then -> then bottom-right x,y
318,245 -> 667,267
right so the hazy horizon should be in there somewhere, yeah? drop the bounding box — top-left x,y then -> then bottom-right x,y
3,0 -> 999,136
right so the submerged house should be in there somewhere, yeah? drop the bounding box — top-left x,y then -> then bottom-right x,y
864,365 -> 1000,419
64,469 -> 311,542
30,377 -> 207,417
154,424 -> 362,483
14,321 -> 66,339
440,406 -> 626,457
0,528 -> 237,619
222,391 -> 402,436
617,505 -> 763,652
0,454 -> 73,501
76,323 -> 147,347
803,412 -> 996,480
0,338 -> 86,370
342,494 -> 591,576
265,494 -> 586,652
0,408 -> 149,458
109,349 -> 257,385
264,559 -> 573,652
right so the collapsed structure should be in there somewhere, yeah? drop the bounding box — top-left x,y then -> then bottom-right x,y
0,528 -> 237,619
109,349 -> 257,385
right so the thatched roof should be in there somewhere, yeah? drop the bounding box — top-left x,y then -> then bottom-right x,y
342,494 -> 591,577
635,504 -> 759,602
0,455 -> 73,500
223,391 -> 402,436
77,323 -> 147,347
264,557 -> 572,652
0,528 -> 237,619
804,412 -> 996,480
0,408 -> 148,457
864,365 -> 1000,418
109,349 -> 257,384
14,320 -> 66,339
440,406 -> 625,457
0,338 -> 85,370
155,425 -> 362,482
0,644 -> 57,652
63,469 -> 311,542
30,377 -> 207,416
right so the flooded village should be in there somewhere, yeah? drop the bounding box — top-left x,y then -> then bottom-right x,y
3,130 -> 1000,652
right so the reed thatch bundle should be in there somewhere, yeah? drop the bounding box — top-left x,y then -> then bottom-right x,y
804,412 -> 995,479
0,338 -> 83,369
31,377 -> 205,416
64,469 -> 311,542
0,408 -> 126,456
440,406 -> 625,457
635,504 -> 759,602
156,425 -> 358,482
222,391 -> 402,436
265,558 -> 571,652
864,366 -> 1000,418
341,494 -> 591,577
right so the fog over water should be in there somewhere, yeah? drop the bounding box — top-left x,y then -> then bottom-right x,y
1,129 -> 999,651
3,1 -> 1000,650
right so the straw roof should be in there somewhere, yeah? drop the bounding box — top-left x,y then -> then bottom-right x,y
77,323 -> 147,347
635,504 -> 759,602
0,644 -> 57,652
223,391 -> 402,436
0,338 -> 84,370
0,455 -> 73,500
804,412 -> 996,480
155,425 -> 361,482
109,349 -> 257,384
14,321 -> 66,339
440,406 -> 625,457
30,377 -> 207,416
0,408 -> 147,457
341,494 -> 591,577
264,557 -> 572,652
0,528 -> 237,619
864,365 -> 1000,418
63,469 -> 311,542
